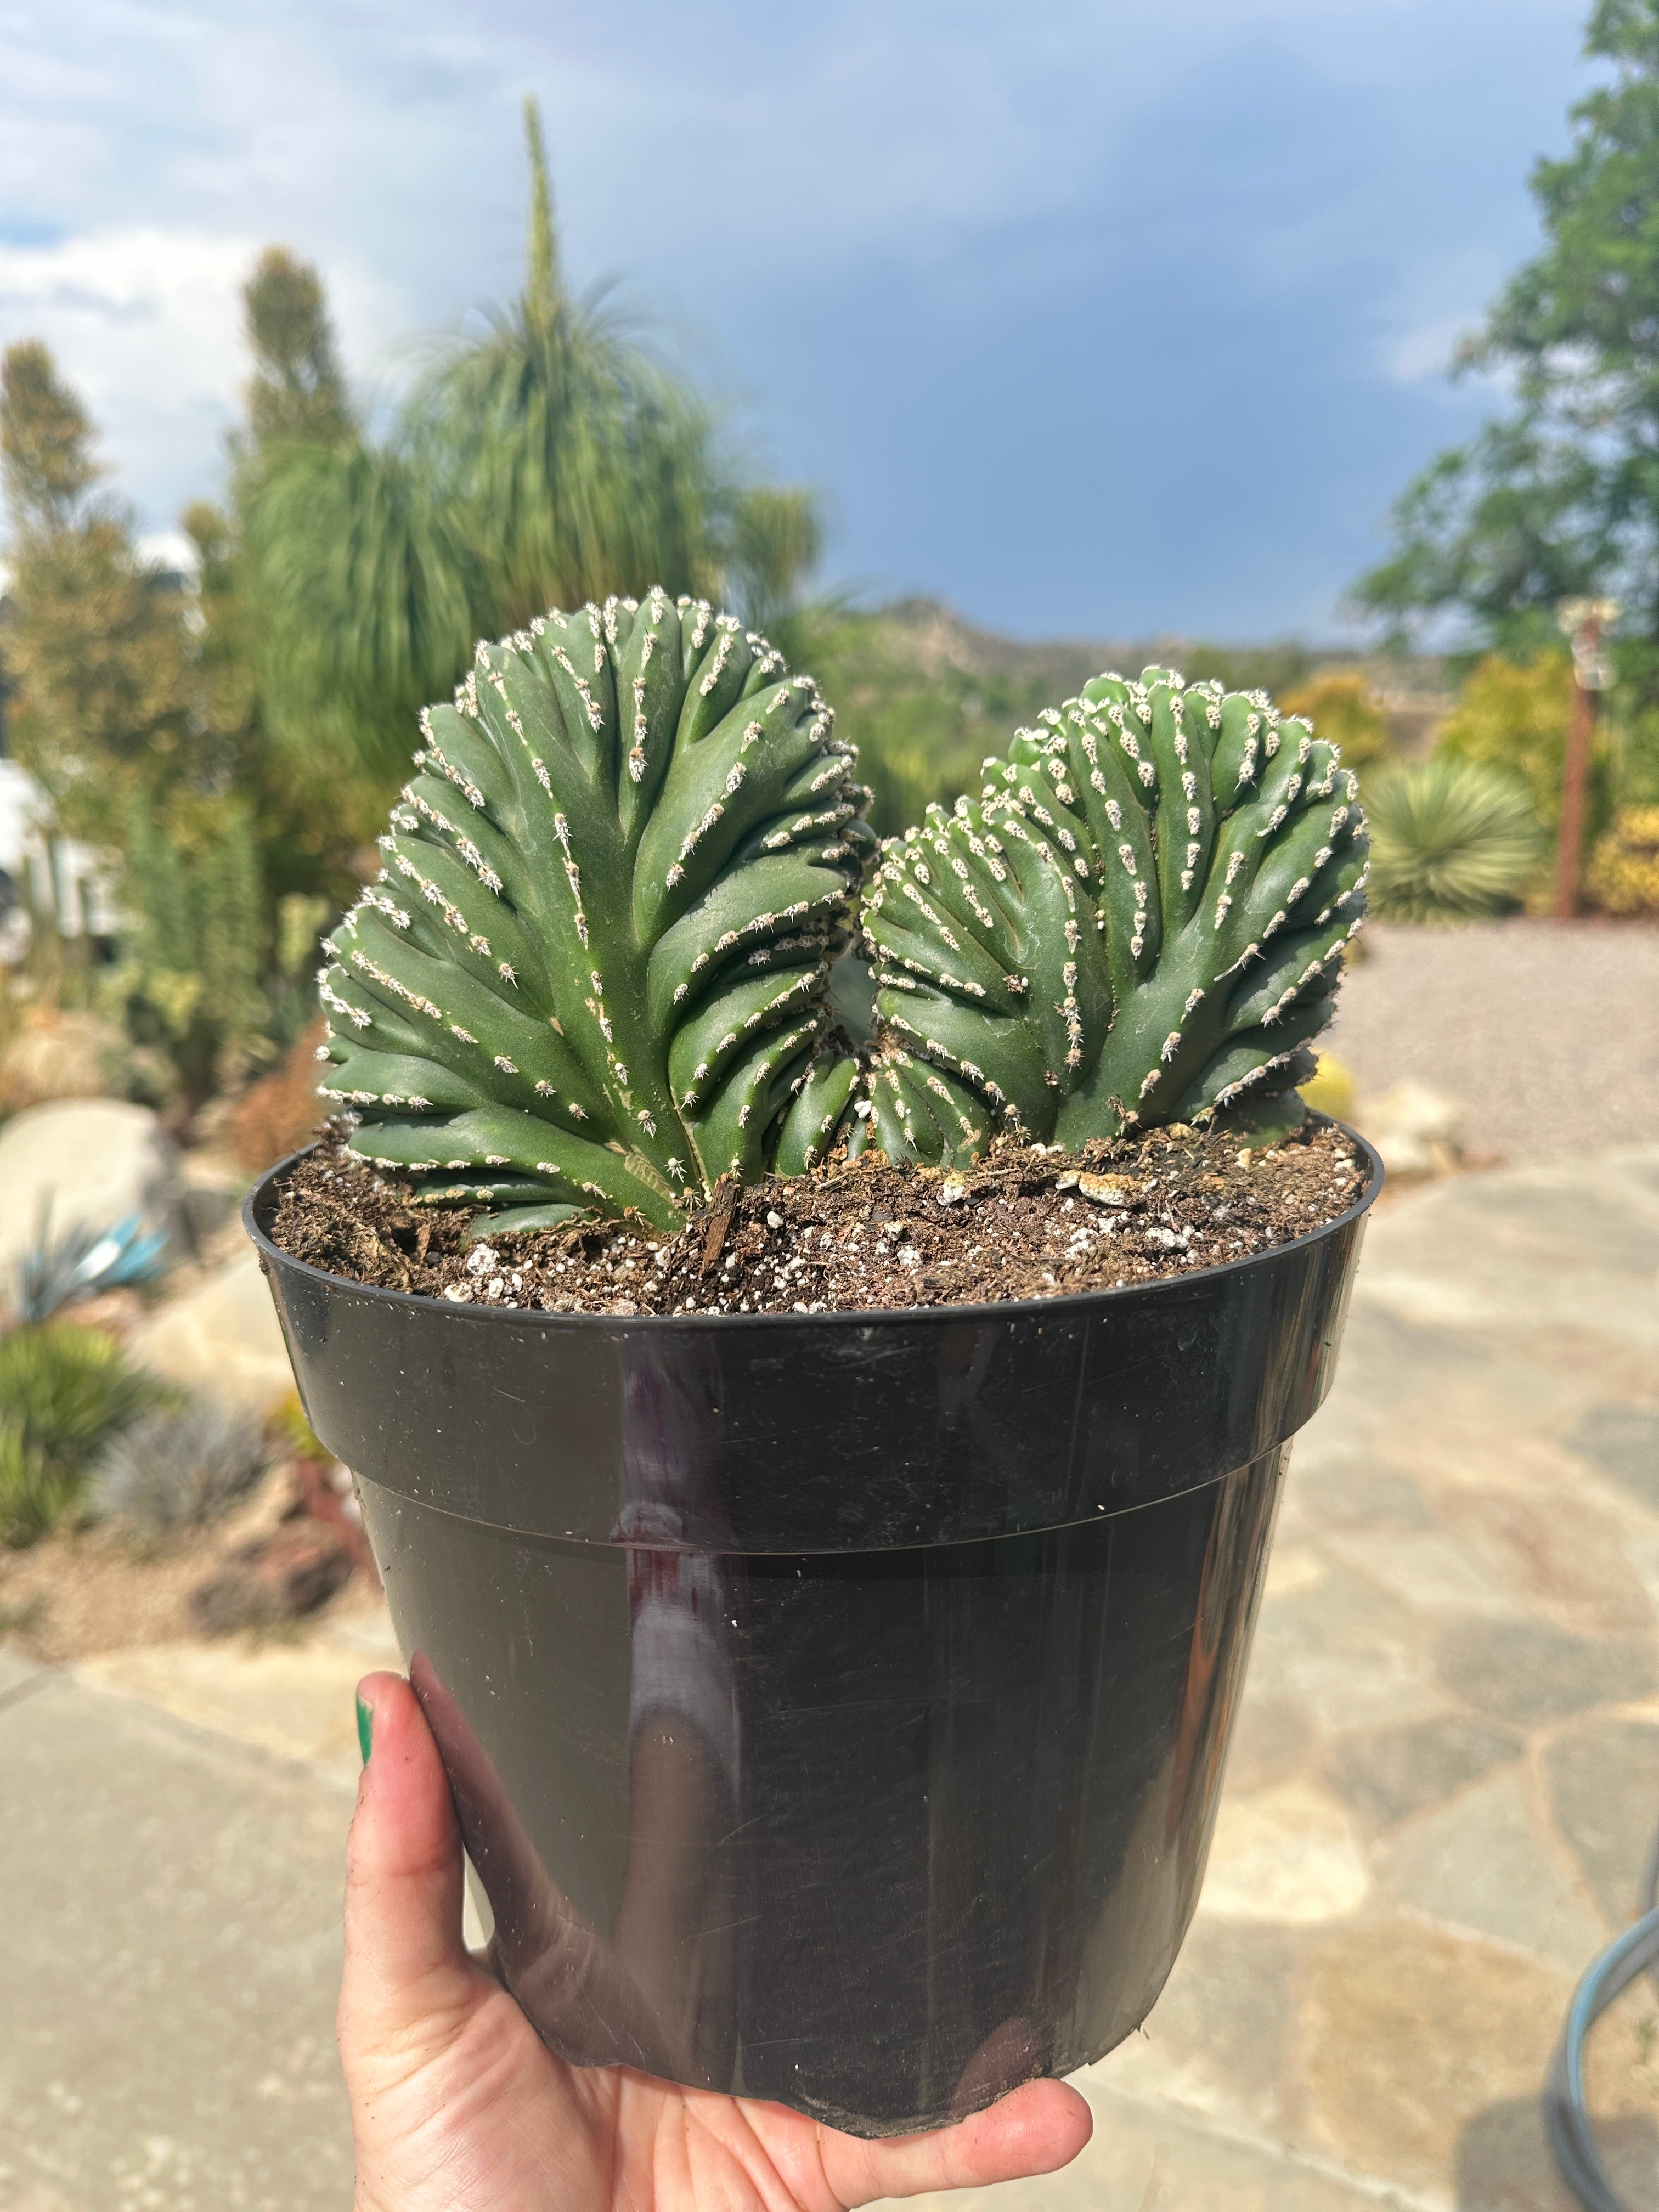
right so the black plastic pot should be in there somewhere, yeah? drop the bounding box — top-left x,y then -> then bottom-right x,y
247,1136 -> 1380,2138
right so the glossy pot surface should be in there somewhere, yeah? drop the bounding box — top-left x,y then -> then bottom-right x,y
247,1137 -> 1379,2135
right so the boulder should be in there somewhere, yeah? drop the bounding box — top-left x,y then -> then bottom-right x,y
0,1098 -> 184,1294
128,1248 -> 295,1415
1357,1080 -> 1466,1178
189,1525 -> 356,1637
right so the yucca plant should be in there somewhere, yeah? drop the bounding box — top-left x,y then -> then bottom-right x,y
321,606 -> 1368,1227
1367,754 -> 1546,922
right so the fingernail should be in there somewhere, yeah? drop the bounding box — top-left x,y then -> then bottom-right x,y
356,1691 -> 373,1767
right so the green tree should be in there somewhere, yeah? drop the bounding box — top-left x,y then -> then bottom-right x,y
240,246 -> 352,451
0,342 -> 198,844
188,246 -> 385,909
1352,0 -> 1659,720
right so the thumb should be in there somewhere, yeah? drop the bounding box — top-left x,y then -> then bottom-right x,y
338,1671 -> 477,2067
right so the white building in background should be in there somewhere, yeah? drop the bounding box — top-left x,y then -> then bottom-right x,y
0,756 -> 37,963
0,586 -> 121,964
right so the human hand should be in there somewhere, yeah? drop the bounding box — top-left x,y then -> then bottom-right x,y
340,1671 -> 1092,2212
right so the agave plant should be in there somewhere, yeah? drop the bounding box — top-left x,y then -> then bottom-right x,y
1367,754 -> 1545,922
320,606 -> 1368,1226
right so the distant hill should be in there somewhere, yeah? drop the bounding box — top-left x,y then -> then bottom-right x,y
863,596 -> 1453,757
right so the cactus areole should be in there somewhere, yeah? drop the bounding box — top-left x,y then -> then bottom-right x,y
318,594 -> 1369,1241
263,590 -> 1383,2136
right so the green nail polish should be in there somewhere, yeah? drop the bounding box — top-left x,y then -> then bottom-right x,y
356,1691 -> 373,1766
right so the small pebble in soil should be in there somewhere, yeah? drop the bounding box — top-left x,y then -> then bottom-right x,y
268,1119 -> 1369,1317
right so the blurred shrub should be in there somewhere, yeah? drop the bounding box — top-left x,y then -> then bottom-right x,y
1299,1054 -> 1358,1124
0,1323 -> 157,1544
1368,756 -> 1549,922
109,794 -> 267,1106
1279,673 -> 1396,792
270,1390 -> 328,1464
1585,806 -> 1659,915
230,1017 -> 326,1173
0,1007 -> 132,1115
1437,650 -> 1614,849
89,1401 -> 269,1536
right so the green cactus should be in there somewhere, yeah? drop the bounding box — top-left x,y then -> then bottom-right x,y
317,591 -> 874,1233
851,665 -> 1369,1160
321,618 -> 1366,1228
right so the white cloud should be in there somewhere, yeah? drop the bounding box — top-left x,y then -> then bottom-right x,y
0,0 -> 1593,626
0,222 -> 404,519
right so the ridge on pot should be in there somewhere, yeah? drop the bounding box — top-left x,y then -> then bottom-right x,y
259,595 -> 1380,2136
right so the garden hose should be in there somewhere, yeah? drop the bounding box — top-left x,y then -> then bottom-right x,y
1545,1827 -> 1659,2211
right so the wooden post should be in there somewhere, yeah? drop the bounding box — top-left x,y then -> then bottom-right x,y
1554,611 -> 1599,921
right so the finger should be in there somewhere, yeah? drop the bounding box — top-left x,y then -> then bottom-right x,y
340,1670 -> 472,2033
820,2076 -> 1093,2204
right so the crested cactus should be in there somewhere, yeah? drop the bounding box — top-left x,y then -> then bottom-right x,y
851,665 -> 1369,1160
317,591 -> 874,1233
321,613 -> 1367,1229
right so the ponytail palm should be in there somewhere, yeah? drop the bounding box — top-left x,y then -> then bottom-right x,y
245,99 -> 749,786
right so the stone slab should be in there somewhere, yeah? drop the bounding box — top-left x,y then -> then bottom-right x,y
0,1099 -> 185,1288
74,1603 -> 401,1784
879,2083 -> 1421,2212
0,1672 -> 354,2210
1375,1768 -> 1608,1974
1324,1714 -> 1521,1833
0,1646 -> 45,1703
127,1247 -> 296,1414
1435,1616 -> 1658,1728
1545,1715 -> 1659,1927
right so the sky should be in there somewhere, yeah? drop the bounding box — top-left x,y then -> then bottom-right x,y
0,0 -> 1594,641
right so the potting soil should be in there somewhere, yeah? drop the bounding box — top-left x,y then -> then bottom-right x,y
270,1118 -> 1369,1316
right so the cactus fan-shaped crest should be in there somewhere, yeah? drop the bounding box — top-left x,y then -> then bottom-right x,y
859,667 -> 1369,1156
319,592 -> 874,1232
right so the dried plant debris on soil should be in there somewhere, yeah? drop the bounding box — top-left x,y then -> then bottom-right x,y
270,1120 -> 1368,1317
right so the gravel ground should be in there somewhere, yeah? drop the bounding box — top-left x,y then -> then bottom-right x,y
1325,918 -> 1659,1163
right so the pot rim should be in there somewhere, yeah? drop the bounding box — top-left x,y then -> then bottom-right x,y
244,1120 -> 1383,1333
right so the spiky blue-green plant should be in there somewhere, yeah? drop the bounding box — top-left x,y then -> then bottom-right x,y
841,666 -> 1369,1162
317,591 -> 874,1232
